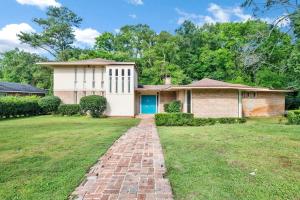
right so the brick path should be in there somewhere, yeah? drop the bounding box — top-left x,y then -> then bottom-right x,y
71,117 -> 173,200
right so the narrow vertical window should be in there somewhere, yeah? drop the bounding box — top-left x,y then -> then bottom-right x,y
109,69 -> 112,93
83,67 -> 86,83
74,68 -> 78,84
83,91 -> 86,97
187,90 -> 191,113
122,69 -> 125,93
128,69 -> 131,93
101,68 -> 104,89
115,69 -> 118,93
92,67 -> 95,88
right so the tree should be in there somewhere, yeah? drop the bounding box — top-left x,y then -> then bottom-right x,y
18,6 -> 82,61
0,49 -> 52,89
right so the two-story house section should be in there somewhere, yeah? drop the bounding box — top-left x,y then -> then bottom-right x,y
38,58 -> 137,117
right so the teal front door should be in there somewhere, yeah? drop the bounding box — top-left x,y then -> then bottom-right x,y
141,95 -> 157,114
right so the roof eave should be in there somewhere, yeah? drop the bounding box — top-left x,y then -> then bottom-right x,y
168,86 -> 292,92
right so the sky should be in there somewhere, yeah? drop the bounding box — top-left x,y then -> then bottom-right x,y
0,0 -> 289,55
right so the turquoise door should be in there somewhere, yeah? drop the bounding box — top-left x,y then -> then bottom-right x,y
141,95 -> 157,114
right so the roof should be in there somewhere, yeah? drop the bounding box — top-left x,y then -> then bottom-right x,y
169,78 -> 292,92
136,85 -> 171,91
138,78 -> 292,93
37,58 -> 135,67
0,82 -> 46,94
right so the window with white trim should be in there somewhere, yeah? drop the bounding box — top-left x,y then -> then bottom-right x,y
92,67 -> 95,88
128,69 -> 131,93
83,67 -> 86,83
74,67 -> 78,84
101,68 -> 104,89
115,69 -> 118,93
109,69 -> 112,93
122,69 -> 125,93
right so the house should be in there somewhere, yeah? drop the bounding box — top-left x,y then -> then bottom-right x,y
0,82 -> 46,96
38,58 -> 290,117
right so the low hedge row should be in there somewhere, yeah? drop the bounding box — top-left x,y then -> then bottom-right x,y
0,96 -> 41,118
58,104 -> 81,116
155,113 -> 246,126
287,110 -> 300,125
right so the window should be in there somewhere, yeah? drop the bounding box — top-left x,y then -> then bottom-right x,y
83,91 -> 86,97
74,68 -> 78,83
115,69 -> 118,93
128,69 -> 131,93
83,67 -> 86,83
109,69 -> 112,93
101,68 -> 104,89
122,69 -> 125,93
187,90 -> 191,113
92,67 -> 95,88
92,91 -> 95,95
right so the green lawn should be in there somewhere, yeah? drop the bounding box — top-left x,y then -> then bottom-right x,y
158,117 -> 300,200
0,116 -> 140,200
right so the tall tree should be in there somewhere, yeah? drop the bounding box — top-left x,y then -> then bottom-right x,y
18,6 -> 82,61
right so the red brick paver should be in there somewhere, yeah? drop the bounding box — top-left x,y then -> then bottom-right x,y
70,117 -> 173,200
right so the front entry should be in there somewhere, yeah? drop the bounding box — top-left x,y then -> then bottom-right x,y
141,95 -> 157,114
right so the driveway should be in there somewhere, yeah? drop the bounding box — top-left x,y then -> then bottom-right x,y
71,117 -> 173,200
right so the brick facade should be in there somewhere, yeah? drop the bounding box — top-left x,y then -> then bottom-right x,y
159,91 -> 176,112
242,92 -> 285,117
192,89 -> 239,118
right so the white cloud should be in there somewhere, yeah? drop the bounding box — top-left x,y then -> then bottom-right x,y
176,3 -> 252,26
0,23 -> 43,53
127,0 -> 143,6
73,27 -> 100,47
16,0 -> 61,9
129,14 -> 137,19
114,29 -> 120,34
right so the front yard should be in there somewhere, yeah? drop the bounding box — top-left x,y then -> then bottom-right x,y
158,117 -> 300,200
0,116 -> 139,200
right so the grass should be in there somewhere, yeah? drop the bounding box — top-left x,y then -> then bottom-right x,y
0,115 -> 140,200
158,117 -> 300,200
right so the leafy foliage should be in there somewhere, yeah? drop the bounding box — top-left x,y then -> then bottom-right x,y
38,96 -> 61,114
164,100 -> 182,113
58,104 -> 81,116
0,96 -> 40,118
0,49 -> 52,90
287,110 -> 300,124
80,95 -> 107,117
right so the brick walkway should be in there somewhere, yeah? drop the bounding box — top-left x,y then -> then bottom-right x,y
71,117 -> 173,200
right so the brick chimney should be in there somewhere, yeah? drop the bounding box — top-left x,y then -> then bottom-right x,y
164,75 -> 171,85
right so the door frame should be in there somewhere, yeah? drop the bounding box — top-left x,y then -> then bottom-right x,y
140,94 -> 158,114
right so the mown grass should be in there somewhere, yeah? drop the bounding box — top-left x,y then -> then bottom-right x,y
158,117 -> 300,200
0,116 -> 140,200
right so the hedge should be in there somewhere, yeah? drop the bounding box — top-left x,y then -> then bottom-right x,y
80,95 -> 107,118
164,100 -> 182,113
38,96 -> 61,114
0,96 -> 41,118
58,104 -> 81,116
155,113 -> 247,126
287,110 -> 300,125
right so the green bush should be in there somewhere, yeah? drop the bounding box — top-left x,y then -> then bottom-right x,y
58,104 -> 81,116
38,96 -> 61,114
155,113 -> 194,126
80,95 -> 107,117
164,100 -> 182,113
155,113 -> 247,126
0,96 -> 40,118
287,110 -> 300,125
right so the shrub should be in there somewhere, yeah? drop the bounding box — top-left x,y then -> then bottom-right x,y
80,95 -> 107,117
287,110 -> 300,125
155,113 -> 194,126
164,100 -> 181,113
38,96 -> 61,114
155,113 -> 247,126
58,104 -> 81,116
0,96 -> 40,118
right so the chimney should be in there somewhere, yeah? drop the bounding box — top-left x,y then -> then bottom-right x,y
164,75 -> 171,85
